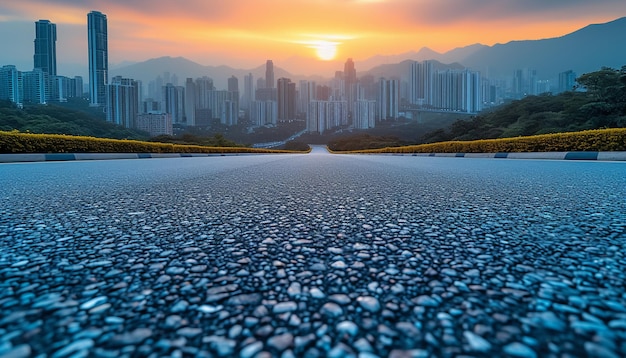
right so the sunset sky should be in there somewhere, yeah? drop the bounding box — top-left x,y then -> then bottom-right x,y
1,0 -> 625,77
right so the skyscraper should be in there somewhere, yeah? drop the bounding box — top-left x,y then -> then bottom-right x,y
34,20 -> 57,76
0,65 -> 22,105
184,78 -> 196,125
106,76 -> 139,128
378,78 -> 399,121
298,80 -> 316,116
228,75 -> 240,116
432,69 -> 481,113
228,76 -> 239,92
163,84 -> 185,124
265,60 -> 274,89
354,100 -> 376,129
344,58 -> 357,120
22,69 -> 48,104
88,11 -> 108,107
277,78 -> 296,121
243,73 -> 255,111
558,70 -> 576,94
410,60 -> 434,106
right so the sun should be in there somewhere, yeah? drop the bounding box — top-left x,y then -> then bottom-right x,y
314,41 -> 338,61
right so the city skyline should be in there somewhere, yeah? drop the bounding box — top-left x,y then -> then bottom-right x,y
0,6 -> 621,137
1,1 -> 625,77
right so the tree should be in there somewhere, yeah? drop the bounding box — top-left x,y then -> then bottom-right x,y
577,67 -> 626,106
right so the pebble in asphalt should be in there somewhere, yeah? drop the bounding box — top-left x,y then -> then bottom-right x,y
0,147 -> 625,357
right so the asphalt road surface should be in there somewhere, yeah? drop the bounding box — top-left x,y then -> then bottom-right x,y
1,147 -> 625,357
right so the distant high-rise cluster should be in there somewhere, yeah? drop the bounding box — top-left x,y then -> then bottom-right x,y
0,18 -> 83,106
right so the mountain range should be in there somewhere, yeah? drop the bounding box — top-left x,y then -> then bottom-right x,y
111,17 -> 626,89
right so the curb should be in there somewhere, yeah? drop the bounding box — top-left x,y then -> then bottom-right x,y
390,151 -> 626,161
0,152 -> 254,164
2,151 -> 626,163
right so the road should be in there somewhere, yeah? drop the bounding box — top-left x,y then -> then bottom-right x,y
252,128 -> 308,148
1,147 -> 625,357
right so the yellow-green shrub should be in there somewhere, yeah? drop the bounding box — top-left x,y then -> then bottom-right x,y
0,131 -> 304,154
337,128 -> 626,154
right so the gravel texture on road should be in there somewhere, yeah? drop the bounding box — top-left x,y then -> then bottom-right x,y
1,148 -> 625,357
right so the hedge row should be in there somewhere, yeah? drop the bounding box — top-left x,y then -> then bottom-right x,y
335,128 -> 626,154
0,131 -> 306,154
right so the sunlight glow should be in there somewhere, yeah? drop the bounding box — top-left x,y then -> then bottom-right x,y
294,35 -> 356,61
313,41 -> 338,61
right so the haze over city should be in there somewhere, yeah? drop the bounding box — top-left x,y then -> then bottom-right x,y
2,0 -> 626,76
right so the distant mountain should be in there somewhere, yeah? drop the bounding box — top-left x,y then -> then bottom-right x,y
360,17 -> 626,80
435,44 -> 489,64
458,17 -> 626,79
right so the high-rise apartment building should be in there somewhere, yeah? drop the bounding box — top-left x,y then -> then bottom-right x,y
331,71 -> 345,101
184,78 -> 196,125
228,76 -> 239,92
136,113 -> 173,136
163,84 -> 185,124
432,69 -> 481,113
354,100 -> 376,129
558,70 -> 577,93
88,11 -> 108,107
0,65 -> 22,105
192,77 -> 238,126
228,75 -> 239,116
251,100 -> 277,127
298,80 -> 316,116
106,76 -> 139,128
243,73 -> 255,111
306,100 -> 347,134
265,60 -> 274,89
410,60 -> 434,106
34,20 -> 57,76
378,78 -> 399,120
195,76 -> 214,109
277,78 -> 296,121
344,58 -> 357,119
22,69 -> 48,104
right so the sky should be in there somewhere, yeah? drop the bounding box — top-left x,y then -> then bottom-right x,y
1,0 -> 626,77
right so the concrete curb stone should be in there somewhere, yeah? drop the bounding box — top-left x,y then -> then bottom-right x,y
1,151 -> 626,163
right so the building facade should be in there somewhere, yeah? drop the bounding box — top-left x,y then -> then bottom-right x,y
251,100 -> 277,127
88,11 -> 108,107
558,70 -> 577,93
22,69 -> 48,104
344,58 -> 357,120
34,20 -> 57,76
307,100 -> 347,134
277,78 -> 296,121
106,76 -> 139,128
354,100 -> 376,129
135,113 -> 173,136
265,60 -> 274,89
432,69 -> 481,113
410,60 -> 434,106
243,73 -> 255,111
184,78 -> 196,126
378,78 -> 399,120
0,65 -> 22,105
163,83 -> 185,124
